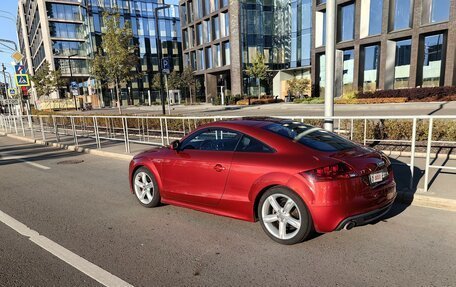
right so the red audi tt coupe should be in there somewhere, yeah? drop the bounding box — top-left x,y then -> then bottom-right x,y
129,118 -> 396,244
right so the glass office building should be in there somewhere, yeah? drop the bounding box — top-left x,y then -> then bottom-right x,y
313,0 -> 456,97
18,0 -> 182,106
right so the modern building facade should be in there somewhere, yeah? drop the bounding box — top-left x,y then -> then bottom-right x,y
312,0 -> 456,97
17,0 -> 182,106
179,0 -> 313,101
18,0 -> 456,105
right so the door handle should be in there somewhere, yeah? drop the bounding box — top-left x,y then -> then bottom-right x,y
214,164 -> 225,172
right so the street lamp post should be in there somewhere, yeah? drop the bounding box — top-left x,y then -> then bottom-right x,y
154,4 -> 170,115
67,53 -> 78,110
324,0 -> 336,132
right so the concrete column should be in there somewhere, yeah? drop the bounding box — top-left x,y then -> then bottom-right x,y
229,0 -> 242,96
444,0 -> 456,86
408,0 -> 422,87
37,0 -> 54,69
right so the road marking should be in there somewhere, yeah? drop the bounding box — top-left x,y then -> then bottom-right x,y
0,210 -> 134,287
1,155 -> 51,170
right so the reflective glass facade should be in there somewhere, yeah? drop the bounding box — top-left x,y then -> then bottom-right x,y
362,44 -> 380,91
392,0 -> 412,31
422,0 -> 450,24
240,0 -> 312,69
342,49 -> 354,94
338,3 -> 355,41
394,39 -> 412,88
421,33 -> 444,87
86,0 -> 182,104
368,0 -> 382,35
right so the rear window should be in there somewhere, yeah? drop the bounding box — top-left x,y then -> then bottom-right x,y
263,122 -> 357,152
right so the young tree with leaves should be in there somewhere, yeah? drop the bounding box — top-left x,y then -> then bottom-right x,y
30,61 -> 64,98
181,67 -> 201,104
245,52 -> 268,99
90,11 -> 138,114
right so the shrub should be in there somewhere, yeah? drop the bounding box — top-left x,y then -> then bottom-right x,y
356,86 -> 456,101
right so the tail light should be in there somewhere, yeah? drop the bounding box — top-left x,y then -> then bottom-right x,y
302,163 -> 357,181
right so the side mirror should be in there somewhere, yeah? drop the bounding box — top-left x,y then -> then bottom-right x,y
170,140 -> 181,151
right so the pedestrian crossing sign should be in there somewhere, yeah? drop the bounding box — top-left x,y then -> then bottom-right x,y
15,74 -> 30,87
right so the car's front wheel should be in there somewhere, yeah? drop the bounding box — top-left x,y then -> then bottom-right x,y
258,187 -> 312,245
132,167 -> 161,208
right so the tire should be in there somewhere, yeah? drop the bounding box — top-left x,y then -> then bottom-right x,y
132,167 -> 161,208
258,187 -> 312,245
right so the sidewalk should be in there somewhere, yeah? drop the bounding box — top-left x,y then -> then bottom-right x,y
1,127 -> 455,212
56,101 -> 456,117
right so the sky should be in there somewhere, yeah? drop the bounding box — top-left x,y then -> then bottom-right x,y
0,0 -> 19,86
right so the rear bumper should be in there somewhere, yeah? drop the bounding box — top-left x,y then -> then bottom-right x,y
335,201 -> 394,231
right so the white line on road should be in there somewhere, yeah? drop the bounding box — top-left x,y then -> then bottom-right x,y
0,210 -> 134,287
1,155 -> 51,170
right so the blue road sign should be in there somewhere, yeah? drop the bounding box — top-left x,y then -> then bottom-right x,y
15,74 -> 30,87
161,58 -> 171,74
14,65 -> 25,74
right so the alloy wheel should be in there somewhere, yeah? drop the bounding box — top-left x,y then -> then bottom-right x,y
261,194 -> 302,240
134,172 -> 154,204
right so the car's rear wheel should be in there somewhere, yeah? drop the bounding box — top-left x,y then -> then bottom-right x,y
258,187 -> 312,245
133,167 -> 161,208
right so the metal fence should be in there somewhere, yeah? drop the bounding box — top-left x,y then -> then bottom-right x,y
1,114 -> 455,193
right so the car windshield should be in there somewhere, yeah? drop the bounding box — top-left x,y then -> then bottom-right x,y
263,122 -> 357,152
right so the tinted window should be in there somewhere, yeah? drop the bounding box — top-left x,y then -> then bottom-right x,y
236,135 -> 273,153
263,122 -> 357,152
181,129 -> 241,151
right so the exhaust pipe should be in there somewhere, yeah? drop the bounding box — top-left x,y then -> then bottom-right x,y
344,221 -> 356,230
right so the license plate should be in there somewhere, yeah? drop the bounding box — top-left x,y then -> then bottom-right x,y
369,171 -> 385,184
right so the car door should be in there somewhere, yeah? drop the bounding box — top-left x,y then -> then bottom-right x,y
161,128 -> 241,206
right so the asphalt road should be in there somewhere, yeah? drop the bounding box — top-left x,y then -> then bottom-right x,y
1,135 -> 455,286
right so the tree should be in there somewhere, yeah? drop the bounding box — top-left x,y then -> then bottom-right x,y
287,78 -> 311,98
245,52 -> 268,99
151,73 -> 161,91
30,61 -> 64,98
167,70 -> 182,90
90,11 -> 138,114
181,67 -> 201,104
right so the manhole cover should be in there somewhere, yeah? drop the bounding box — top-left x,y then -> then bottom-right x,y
57,160 -> 84,165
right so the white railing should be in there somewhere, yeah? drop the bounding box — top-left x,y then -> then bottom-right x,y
1,114 -> 455,193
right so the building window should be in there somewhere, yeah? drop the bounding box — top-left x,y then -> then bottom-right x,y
422,0 -> 450,24
421,33 -> 445,87
203,19 -> 211,43
206,46 -> 213,69
338,3 -> 355,42
197,49 -> 205,70
223,41 -> 230,65
196,23 -> 203,46
391,0 -> 413,31
362,44 -> 380,91
194,0 -> 203,20
342,49 -> 355,95
318,54 -> 326,96
221,12 -> 229,37
394,39 -> 412,88
316,10 -> 326,47
317,0 -> 326,4
214,44 -> 221,67
368,0 -> 383,35
212,16 -> 220,40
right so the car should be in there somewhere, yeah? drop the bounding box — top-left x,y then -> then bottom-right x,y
129,118 -> 397,245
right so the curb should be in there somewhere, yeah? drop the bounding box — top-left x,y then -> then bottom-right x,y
396,190 -> 456,212
2,131 -> 455,212
0,132 -> 133,161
